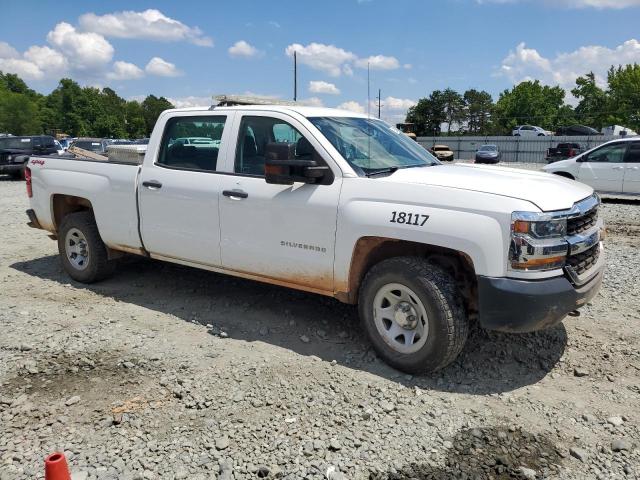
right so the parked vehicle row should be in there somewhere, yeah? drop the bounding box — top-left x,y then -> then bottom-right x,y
25,102 -> 604,373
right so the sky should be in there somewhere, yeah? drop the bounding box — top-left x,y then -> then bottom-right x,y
1,0 -> 640,124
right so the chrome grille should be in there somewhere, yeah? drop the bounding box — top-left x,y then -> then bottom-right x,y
567,206 -> 598,236
567,244 -> 600,276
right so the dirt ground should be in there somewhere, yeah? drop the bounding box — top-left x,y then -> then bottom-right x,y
0,176 -> 638,480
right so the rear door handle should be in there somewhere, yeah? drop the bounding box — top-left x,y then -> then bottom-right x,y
223,189 -> 248,199
612,166 -> 624,170
627,166 -> 639,170
142,180 -> 162,189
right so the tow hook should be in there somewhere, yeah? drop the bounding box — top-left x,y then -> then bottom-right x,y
568,310 -> 580,317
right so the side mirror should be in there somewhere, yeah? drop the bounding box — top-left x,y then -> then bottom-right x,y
264,141 -> 330,185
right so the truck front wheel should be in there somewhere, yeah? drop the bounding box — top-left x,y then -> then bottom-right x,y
358,257 -> 469,373
57,211 -> 115,283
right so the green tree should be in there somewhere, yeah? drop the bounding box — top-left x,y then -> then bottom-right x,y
405,90 -> 447,136
141,95 -> 174,135
492,80 -> 571,134
0,91 -> 41,135
605,64 -> 640,131
571,72 -> 608,129
441,88 -> 465,135
124,101 -> 147,139
463,89 -> 494,134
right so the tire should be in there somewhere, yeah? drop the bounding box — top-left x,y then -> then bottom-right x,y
57,211 -> 115,283
358,257 -> 469,373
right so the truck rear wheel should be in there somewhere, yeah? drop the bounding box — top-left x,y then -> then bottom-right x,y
358,257 -> 468,373
57,211 -> 115,283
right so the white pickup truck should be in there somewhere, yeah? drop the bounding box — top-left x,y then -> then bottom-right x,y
25,103 -> 605,373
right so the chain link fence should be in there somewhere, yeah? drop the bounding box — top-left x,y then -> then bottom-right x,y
417,135 -> 629,163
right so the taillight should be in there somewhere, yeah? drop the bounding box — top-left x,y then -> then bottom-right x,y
25,167 -> 32,198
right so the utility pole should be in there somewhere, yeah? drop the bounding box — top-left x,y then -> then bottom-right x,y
293,51 -> 297,102
378,89 -> 381,119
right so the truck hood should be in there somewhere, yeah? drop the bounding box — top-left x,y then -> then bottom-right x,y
386,164 -> 593,211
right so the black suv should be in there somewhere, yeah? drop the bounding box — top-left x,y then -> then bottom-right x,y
555,125 -> 601,136
0,135 -> 58,179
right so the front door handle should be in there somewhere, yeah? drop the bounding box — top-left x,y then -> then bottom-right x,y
222,189 -> 248,199
627,166 -> 639,170
142,180 -> 162,189
612,166 -> 624,170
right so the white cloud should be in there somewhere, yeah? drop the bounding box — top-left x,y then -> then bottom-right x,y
145,57 -> 182,77
308,80 -> 340,95
166,96 -> 212,108
380,96 -> 417,110
303,97 -> 324,107
499,39 -> 640,91
477,0 -> 640,7
47,22 -> 114,71
337,101 -> 366,113
24,46 -> 68,73
285,42 -> 402,77
228,40 -> 259,58
286,43 -> 357,77
355,55 -> 400,70
0,42 -> 67,80
79,9 -> 213,46
0,58 -> 44,80
0,41 -> 19,59
107,61 -> 144,80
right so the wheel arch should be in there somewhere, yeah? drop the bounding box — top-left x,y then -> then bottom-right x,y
552,171 -> 575,180
51,194 -> 94,232
337,237 -> 478,316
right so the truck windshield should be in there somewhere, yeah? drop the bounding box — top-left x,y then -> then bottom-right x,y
308,117 -> 439,175
0,137 -> 33,150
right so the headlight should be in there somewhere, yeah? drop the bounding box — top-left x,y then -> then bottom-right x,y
510,211 -> 568,271
7,155 -> 12,161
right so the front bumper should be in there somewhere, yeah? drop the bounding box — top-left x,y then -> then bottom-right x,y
0,163 -> 24,173
477,263 -> 603,333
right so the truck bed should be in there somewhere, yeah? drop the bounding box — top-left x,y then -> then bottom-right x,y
27,155 -> 143,251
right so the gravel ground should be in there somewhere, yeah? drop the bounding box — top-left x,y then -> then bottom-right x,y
0,176 -> 638,480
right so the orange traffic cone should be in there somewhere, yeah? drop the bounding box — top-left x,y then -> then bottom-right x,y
44,452 -> 71,480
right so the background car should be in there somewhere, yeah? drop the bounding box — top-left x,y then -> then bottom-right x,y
474,144 -> 501,164
430,144 -> 454,161
555,125 -> 601,136
543,138 -> 640,195
512,125 -> 550,137
0,135 -> 58,179
545,142 -> 583,163
69,138 -> 109,155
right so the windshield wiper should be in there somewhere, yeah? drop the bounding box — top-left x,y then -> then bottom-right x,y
365,167 -> 399,177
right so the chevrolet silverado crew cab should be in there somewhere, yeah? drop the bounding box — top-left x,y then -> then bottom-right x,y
25,102 -> 605,373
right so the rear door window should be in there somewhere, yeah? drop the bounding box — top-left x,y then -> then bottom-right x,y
157,116 -> 227,171
624,143 -> 640,163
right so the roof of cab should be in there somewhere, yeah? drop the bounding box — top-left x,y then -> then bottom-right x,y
164,104 -> 370,119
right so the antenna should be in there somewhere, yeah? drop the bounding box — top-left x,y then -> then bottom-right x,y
293,51 -> 297,102
378,89 -> 381,119
367,62 -> 371,118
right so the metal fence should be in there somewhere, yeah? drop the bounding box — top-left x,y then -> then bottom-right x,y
417,135 -> 630,163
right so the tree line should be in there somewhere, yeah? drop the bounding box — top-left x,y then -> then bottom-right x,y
0,72 -> 174,138
405,64 -> 640,136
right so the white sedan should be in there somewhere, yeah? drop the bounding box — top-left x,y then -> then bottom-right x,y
543,138 -> 640,196
512,125 -> 550,137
